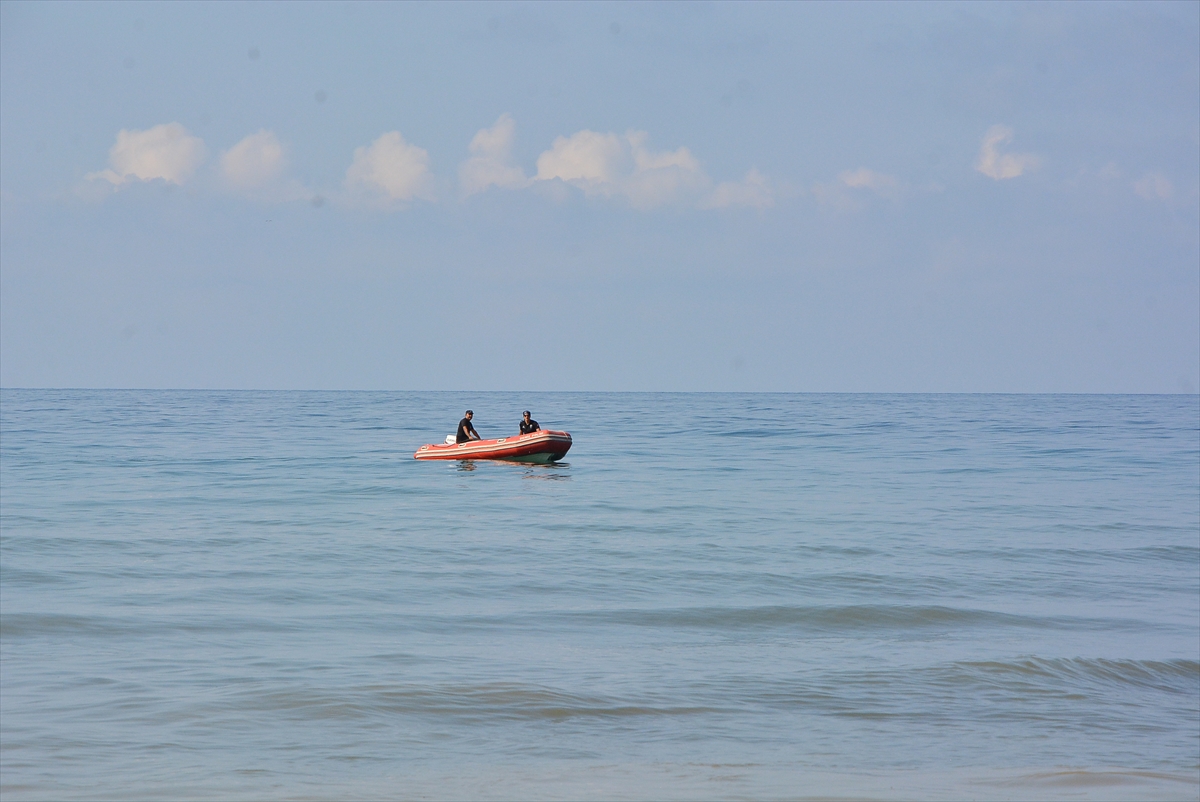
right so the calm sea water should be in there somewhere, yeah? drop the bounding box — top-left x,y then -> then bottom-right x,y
1,391 -> 1197,801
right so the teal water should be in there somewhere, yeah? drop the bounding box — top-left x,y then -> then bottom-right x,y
1,391 -> 1197,800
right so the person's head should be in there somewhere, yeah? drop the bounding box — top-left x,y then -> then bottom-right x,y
522,411 -> 531,419
465,410 -> 473,419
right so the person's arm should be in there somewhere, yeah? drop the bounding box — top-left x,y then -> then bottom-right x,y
469,422 -> 481,439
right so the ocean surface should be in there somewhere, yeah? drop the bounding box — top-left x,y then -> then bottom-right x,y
1,390 -> 1197,801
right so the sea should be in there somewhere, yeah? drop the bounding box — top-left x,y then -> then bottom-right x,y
1,390 -> 1197,801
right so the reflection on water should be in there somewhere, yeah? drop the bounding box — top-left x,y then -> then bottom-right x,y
452,460 -> 571,479
453,456 -> 571,475
523,462 -> 571,480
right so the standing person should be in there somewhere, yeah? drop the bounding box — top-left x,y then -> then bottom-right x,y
456,410 -> 481,443
519,411 -> 540,434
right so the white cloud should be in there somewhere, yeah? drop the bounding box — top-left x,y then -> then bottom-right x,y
1097,162 -> 1122,181
811,167 -> 898,210
535,130 -> 629,188
701,169 -> 774,209
628,132 -> 700,175
810,181 -> 856,211
345,131 -> 435,204
221,130 -> 286,190
531,127 -> 769,210
1133,171 -> 1173,201
458,114 -> 530,197
623,131 -> 712,209
219,130 -> 313,202
975,125 -> 1041,180
86,123 -> 206,186
839,167 -> 898,195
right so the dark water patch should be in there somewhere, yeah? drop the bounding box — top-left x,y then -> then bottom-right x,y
0,567 -> 72,587
1,613 -> 131,639
0,612 -> 308,639
934,543 -> 1200,568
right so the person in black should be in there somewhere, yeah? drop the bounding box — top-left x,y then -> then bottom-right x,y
519,411 -> 539,434
456,410 -> 480,443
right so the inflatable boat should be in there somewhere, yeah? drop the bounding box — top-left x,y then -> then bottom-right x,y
413,429 -> 572,463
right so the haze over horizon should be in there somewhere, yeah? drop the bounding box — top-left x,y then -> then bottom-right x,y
2,1 -> 1197,393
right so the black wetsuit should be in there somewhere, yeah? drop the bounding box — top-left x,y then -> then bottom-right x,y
457,417 -> 478,443
519,417 -> 540,434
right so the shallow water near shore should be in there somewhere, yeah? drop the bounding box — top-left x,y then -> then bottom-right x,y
2,390 -> 1197,800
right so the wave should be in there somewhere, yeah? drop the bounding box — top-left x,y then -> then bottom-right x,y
952,656 -> 1200,695
230,682 -> 719,722
533,603 -> 1149,634
737,657 -> 1200,722
0,612 -> 300,638
987,769 -> 1200,790
211,657 -> 1198,726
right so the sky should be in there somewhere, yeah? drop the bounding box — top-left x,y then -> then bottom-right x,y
1,1 -> 1197,392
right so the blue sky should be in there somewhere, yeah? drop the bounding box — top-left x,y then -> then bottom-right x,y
1,1 -> 1196,391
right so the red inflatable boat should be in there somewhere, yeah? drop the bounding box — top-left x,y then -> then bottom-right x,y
413,429 -> 572,463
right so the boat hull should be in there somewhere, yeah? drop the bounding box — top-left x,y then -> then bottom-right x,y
413,430 -> 572,462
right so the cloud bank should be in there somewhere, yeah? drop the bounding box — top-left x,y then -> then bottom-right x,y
87,123 -> 206,186
453,117 -> 774,208
975,125 -> 1040,180
83,118 -> 774,211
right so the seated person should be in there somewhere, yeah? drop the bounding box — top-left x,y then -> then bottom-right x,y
456,410 -> 481,443
519,411 -> 540,434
